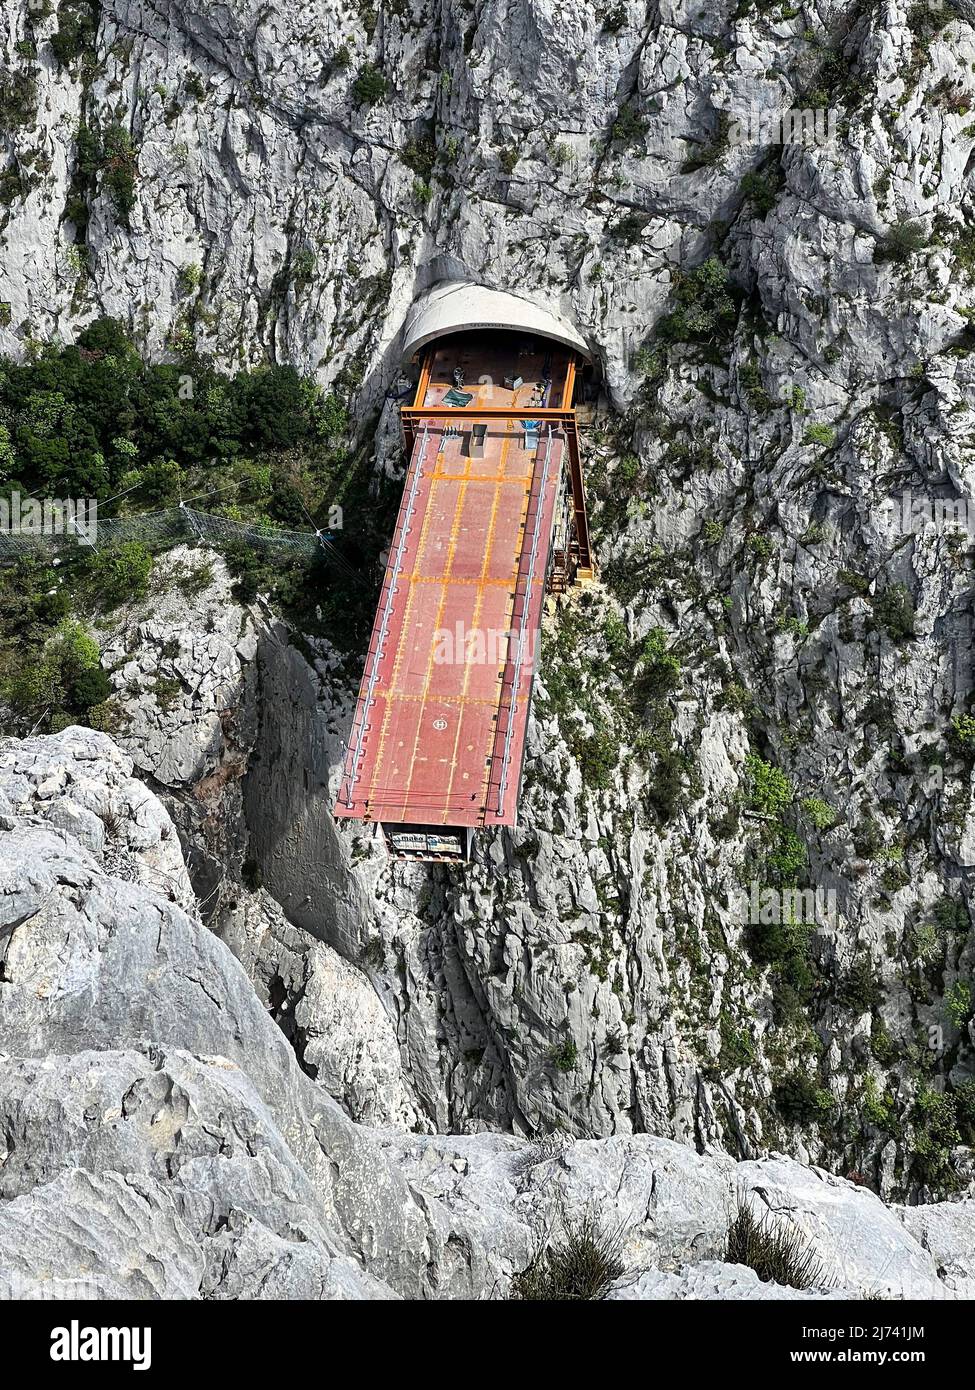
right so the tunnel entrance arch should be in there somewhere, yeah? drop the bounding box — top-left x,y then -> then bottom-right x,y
401,281 -> 591,361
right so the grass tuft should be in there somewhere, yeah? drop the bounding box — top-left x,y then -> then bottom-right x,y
725,1199 -> 828,1291
511,1207 -> 626,1301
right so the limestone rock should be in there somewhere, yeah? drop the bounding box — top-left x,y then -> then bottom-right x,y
2,732 -> 970,1300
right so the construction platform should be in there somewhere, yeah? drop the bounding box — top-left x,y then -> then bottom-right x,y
335,300 -> 594,862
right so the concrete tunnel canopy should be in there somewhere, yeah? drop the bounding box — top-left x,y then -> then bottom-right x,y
401,281 -> 591,361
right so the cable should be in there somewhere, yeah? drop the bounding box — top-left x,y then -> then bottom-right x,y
95,478 -> 148,516
290,487 -> 363,584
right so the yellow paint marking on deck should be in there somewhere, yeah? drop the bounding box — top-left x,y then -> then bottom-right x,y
443,423 -> 512,823
407,574 -> 521,588
398,446 -> 471,824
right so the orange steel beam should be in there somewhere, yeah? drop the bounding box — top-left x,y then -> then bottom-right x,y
563,357 -> 577,408
564,414 -> 593,575
404,353 -> 432,457
556,359 -> 593,571
402,406 -> 575,420
412,351 -> 432,408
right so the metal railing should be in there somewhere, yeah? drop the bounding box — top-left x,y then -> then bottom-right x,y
341,423 -> 432,810
494,423 -> 556,817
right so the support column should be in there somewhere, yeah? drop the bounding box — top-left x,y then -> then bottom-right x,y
564,414 -> 594,578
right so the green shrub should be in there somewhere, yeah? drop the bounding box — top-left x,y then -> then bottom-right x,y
612,212 -> 650,245
85,697 -> 125,734
774,1072 -> 833,1125
70,663 -> 112,711
184,71 -> 207,101
769,827 -> 806,884
740,360 -> 773,412
681,112 -> 731,173
874,219 -> 929,265
99,123 -> 139,226
567,725 -> 617,789
837,957 -> 882,1013
801,796 -> 836,830
548,1037 -> 579,1074
90,541 -> 153,607
641,741 -> 689,825
881,859 -> 910,892
907,0 -> 956,44
632,344 -> 663,379
932,896 -> 969,934
50,0 -> 98,68
944,980 -> 973,1029
57,620 -> 100,675
611,102 -> 647,146
75,316 -> 135,357
141,456 -> 181,503
725,1201 -> 827,1290
603,611 -> 629,652
352,64 -> 389,106
634,627 -> 680,701
803,422 -> 835,446
402,135 -> 436,179
863,1074 -> 896,1128
658,257 -> 737,345
744,914 -> 793,965
75,120 -> 139,227
744,754 -> 792,817
719,1017 -> 755,1071
3,618 -> 105,720
955,1078 -> 975,1144
602,3 -> 627,32
867,1023 -> 895,1061
221,539 -> 267,603
291,249 -> 317,283
0,71 -> 38,128
177,263 -> 202,295
7,651 -> 64,716
511,1208 -> 625,1301
153,675 -> 182,712
739,169 -> 780,216
872,583 -> 916,642
950,714 -> 975,754
615,455 -> 639,486
912,1088 -> 961,1185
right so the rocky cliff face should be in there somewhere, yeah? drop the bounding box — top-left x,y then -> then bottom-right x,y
0,727 -> 972,1299
97,525 -> 975,1206
4,1 -> 971,393
2,0 -> 975,1290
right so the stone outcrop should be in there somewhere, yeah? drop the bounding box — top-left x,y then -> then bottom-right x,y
0,728 -> 972,1299
97,546 -> 264,920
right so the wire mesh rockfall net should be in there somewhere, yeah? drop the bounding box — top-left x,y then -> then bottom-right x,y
0,506 -> 323,562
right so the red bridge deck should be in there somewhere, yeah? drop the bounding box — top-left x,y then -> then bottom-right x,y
335,416 -> 563,828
